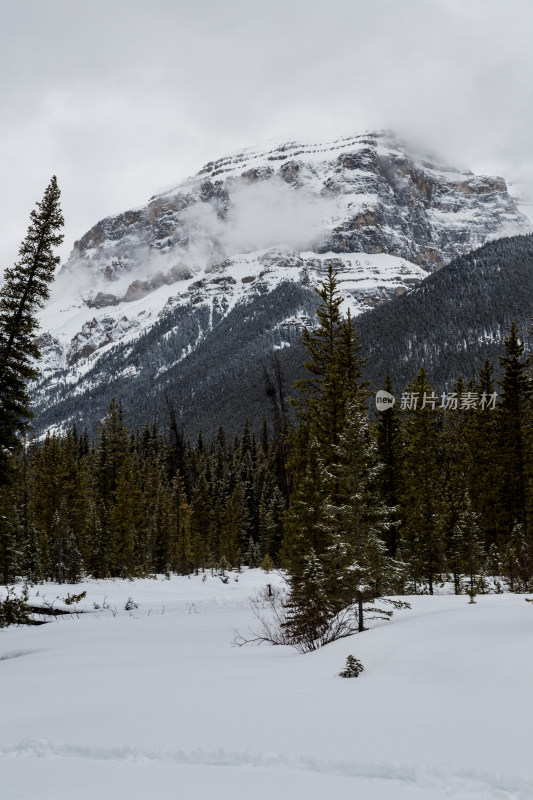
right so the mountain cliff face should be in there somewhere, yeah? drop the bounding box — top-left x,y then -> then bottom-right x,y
33,131 -> 530,437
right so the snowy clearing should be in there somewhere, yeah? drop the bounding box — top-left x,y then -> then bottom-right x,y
1,571 -> 532,799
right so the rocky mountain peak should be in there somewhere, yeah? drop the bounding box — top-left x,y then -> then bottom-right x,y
34,130 -> 530,437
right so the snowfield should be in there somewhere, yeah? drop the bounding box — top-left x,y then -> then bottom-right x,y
1,571 -> 532,799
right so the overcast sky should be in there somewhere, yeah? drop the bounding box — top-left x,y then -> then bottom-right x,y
1,0 -> 532,270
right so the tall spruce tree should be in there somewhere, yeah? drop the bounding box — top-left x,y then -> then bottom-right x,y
172,472 -> 192,575
497,323 -> 532,554
437,375 -> 472,583
282,549 -> 334,651
282,438 -> 328,576
0,177 -> 63,485
326,400 -> 396,631
291,265 -> 347,470
451,497 -> 486,597
110,452 -> 143,578
468,360 -> 501,547
0,178 -> 63,582
283,268 -> 380,648
221,480 -> 249,570
189,470 -> 212,573
500,522 -> 531,592
400,368 -> 444,594
376,376 -> 403,557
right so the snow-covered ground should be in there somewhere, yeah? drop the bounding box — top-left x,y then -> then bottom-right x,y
1,571 -> 532,799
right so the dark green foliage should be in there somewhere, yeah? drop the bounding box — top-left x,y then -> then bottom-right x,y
1,400 -> 287,583
352,234 -> 533,396
399,368 -> 444,595
0,179 -> 63,581
339,655 -> 364,678
261,553 -> 274,572
0,585 -> 31,628
282,269 -> 394,648
467,360 -> 501,547
497,323 -> 532,547
0,177 -> 63,482
450,499 -> 486,596
282,550 -> 335,648
0,484 -> 21,585
326,401 -> 398,631
500,522 -> 531,593
375,376 -> 402,557
2,232 -> 533,619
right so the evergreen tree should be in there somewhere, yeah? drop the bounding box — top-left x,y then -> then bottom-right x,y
0,483 -> 20,584
257,493 -> 270,558
0,177 -> 63,484
0,179 -> 63,581
172,472 -> 192,575
95,398 -> 130,508
189,470 -> 211,573
208,496 -> 224,569
109,453 -> 143,578
15,440 -> 35,580
500,522 -> 531,592
141,453 -> 171,573
51,498 -> 82,584
375,376 -> 403,556
263,487 -> 285,564
282,550 -> 335,651
497,323 -> 532,553
437,375 -> 472,581
468,359 -> 501,547
244,536 -> 261,567
282,439 -> 328,574
27,432 -> 64,580
326,401 -> 396,631
291,265 -> 346,469
451,498 -> 486,596
282,268 -> 371,648
221,480 -> 249,569
400,368 -> 444,594
85,499 -> 109,579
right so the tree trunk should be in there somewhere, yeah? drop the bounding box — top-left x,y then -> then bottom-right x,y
356,507 -> 364,632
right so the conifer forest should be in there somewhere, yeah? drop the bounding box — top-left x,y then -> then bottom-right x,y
4,4 -> 533,796
2,245 -> 532,653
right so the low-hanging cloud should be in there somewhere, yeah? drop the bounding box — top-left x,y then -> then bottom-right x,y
181,175 -> 339,264
3,0 -> 533,278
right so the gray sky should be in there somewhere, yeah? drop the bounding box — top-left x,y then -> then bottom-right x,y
1,0 -> 532,270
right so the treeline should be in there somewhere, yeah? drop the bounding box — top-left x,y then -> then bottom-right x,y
354,232 -> 533,396
376,323 -> 532,596
280,271 -> 533,630
274,268 -> 533,649
0,407 -> 288,584
1,267 -> 533,603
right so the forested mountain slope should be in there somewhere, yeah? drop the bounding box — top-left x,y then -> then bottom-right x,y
354,233 -> 533,395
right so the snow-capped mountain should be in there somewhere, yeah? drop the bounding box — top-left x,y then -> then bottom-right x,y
33,131 -> 531,437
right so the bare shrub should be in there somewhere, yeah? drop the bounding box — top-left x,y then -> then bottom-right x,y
233,584 -> 410,654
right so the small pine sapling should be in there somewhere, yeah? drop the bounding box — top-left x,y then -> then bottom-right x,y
261,554 -> 274,573
339,654 -> 364,678
0,585 -> 31,628
63,591 -> 87,606
218,556 -> 231,583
